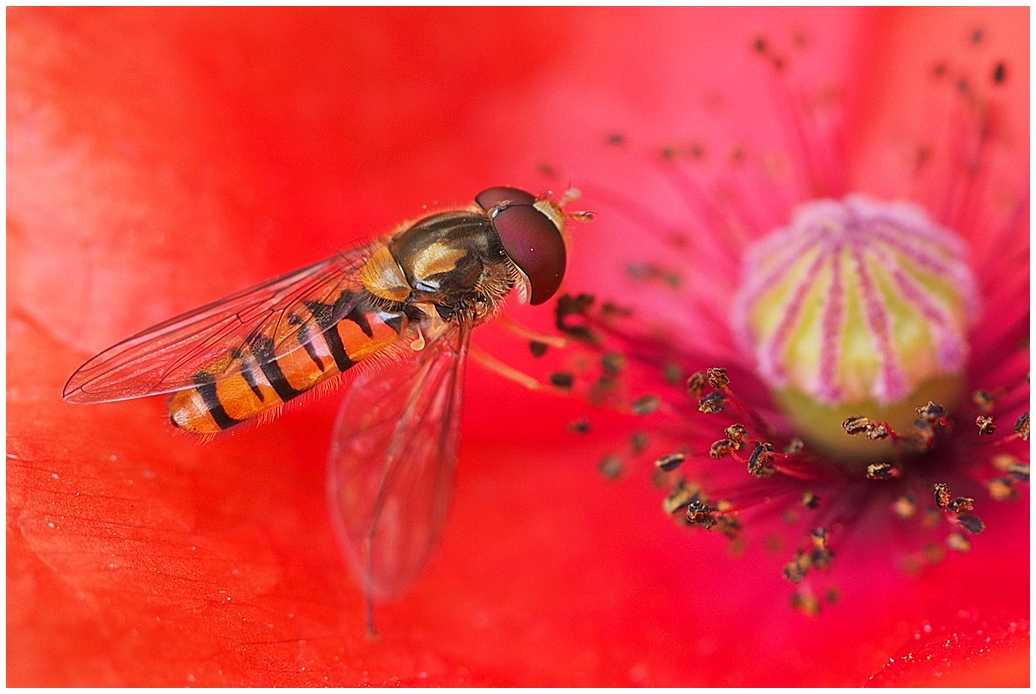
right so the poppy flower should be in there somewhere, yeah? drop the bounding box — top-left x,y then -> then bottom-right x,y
7,6 -> 1027,687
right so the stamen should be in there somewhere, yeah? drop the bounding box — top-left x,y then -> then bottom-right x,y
801,490 -> 820,509
705,367 -> 730,389
972,389 -> 998,413
866,463 -> 900,481
783,550 -> 811,584
632,394 -> 661,415
956,514 -> 986,534
747,442 -> 776,478
1014,411 -> 1030,440
893,495 -> 918,519
699,392 -> 727,414
567,417 -> 591,434
685,497 -> 717,529
599,453 -> 623,480
686,371 -> 707,398
947,532 -> 971,553
663,480 -> 697,515
709,439 -> 736,460
655,452 -> 686,472
630,431 -> 650,454
555,293 -> 599,344
724,423 -> 748,445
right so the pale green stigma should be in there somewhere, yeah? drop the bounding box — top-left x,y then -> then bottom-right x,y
733,195 -> 979,461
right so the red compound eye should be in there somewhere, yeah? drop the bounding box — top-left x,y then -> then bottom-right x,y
475,187 -> 567,305
475,186 -> 536,211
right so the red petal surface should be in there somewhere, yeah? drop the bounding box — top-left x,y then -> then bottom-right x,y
8,7 -> 1028,686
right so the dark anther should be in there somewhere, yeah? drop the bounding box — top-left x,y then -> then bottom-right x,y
866,462 -> 899,480
655,452 -> 686,472
975,415 -> 996,436
810,528 -> 834,571
947,531 -> 971,553
790,589 -> 822,617
554,293 -> 598,343
566,417 -> 591,434
724,423 -> 748,443
699,391 -> 727,414
785,438 -> 805,455
601,352 -> 626,375
783,550 -> 811,584
747,442 -> 776,478
972,389 -> 996,414
550,372 -> 574,389
686,371 -> 707,398
865,423 -> 891,441
709,439 -> 736,460
957,514 -> 986,534
1014,411 -> 1030,441
893,495 -> 918,519
842,415 -> 871,436
801,490 -> 820,509
911,419 -> 934,448
916,401 -> 947,423
663,481 -> 696,515
686,498 -> 717,530
706,367 -> 729,389
988,478 -> 1014,501
632,394 -> 661,416
716,513 -> 742,541
933,483 -> 951,509
599,301 -> 633,318
1006,461 -> 1030,482
993,61 -> 1006,85
529,340 -> 549,358
948,497 -> 975,514
598,453 -> 623,480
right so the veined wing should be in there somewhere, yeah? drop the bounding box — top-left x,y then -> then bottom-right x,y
327,320 -> 470,608
63,241 -> 382,403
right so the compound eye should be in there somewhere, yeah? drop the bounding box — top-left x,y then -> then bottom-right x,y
475,186 -> 537,212
492,204 -> 567,306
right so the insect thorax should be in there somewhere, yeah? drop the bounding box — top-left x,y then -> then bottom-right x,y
361,210 -> 516,324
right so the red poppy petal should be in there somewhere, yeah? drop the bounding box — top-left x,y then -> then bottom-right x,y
8,6 -> 1028,686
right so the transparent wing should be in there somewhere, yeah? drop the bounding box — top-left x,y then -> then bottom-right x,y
63,240 -> 383,403
327,320 -> 470,606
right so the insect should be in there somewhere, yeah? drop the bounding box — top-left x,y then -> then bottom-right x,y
63,186 -> 587,633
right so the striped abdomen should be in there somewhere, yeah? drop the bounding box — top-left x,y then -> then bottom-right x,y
168,292 -> 407,433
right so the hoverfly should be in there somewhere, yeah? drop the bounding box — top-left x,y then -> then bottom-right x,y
64,186 -> 587,632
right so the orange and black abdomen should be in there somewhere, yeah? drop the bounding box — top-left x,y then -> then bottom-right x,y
168,291 -> 407,434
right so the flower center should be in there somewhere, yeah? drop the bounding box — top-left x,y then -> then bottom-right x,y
733,195 -> 980,463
